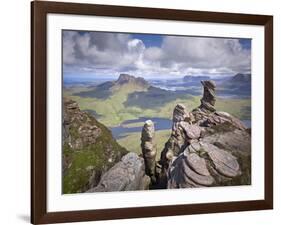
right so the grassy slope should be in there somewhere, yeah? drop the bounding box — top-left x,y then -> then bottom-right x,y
66,84 -> 148,126
117,129 -> 171,161
65,87 -> 251,125
216,98 -> 251,120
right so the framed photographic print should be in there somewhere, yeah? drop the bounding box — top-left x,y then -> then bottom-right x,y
31,1 -> 273,224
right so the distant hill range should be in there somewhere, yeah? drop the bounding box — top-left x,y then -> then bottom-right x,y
217,73 -> 251,97
182,73 -> 251,97
223,73 -> 251,87
183,75 -> 210,83
183,73 -> 251,84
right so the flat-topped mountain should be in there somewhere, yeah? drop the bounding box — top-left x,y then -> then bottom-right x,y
115,74 -> 149,87
100,74 -> 149,90
74,74 -> 149,100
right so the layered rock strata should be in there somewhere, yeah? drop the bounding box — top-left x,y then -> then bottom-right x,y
141,120 -> 157,182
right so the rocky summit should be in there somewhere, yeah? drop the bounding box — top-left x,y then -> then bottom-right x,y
142,80 -> 251,189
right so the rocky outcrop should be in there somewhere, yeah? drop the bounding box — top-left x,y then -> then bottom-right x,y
159,104 -> 198,173
63,99 -> 102,149
172,103 -> 188,123
192,81 -> 247,131
167,140 -> 242,188
63,98 -> 128,194
141,120 -> 157,181
87,152 -> 150,192
199,80 -> 216,112
154,80 -> 251,189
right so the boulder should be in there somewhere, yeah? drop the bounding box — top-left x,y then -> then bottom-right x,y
87,153 -> 150,192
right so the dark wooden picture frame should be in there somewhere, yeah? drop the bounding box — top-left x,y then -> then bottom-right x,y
31,1 -> 273,224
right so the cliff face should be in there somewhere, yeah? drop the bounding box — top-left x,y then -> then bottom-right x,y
63,98 -> 128,193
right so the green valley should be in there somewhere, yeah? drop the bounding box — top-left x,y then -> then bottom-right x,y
63,74 -> 251,158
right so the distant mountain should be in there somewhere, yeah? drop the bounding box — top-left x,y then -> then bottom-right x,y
230,73 -> 251,84
74,74 -> 149,99
115,74 -> 149,87
72,74 -> 191,125
217,73 -> 251,97
183,75 -> 210,83
100,74 -> 149,90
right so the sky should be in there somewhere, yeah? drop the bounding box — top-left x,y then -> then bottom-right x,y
63,30 -> 251,79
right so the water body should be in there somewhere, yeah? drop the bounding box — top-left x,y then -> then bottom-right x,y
110,117 -> 251,140
110,117 -> 172,139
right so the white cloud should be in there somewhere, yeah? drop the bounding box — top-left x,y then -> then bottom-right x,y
143,36 -> 251,75
63,31 -> 251,78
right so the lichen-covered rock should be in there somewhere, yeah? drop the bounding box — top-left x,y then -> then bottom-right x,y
63,98 -> 102,149
62,98 -> 128,194
86,153 -> 150,192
